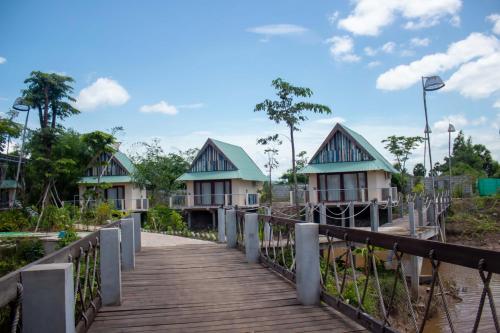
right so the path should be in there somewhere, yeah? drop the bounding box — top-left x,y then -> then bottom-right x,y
89,241 -> 365,332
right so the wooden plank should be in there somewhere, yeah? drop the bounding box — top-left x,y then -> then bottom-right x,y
89,244 -> 362,332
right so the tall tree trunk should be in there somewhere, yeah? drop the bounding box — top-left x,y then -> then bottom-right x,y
43,86 -> 49,128
289,126 -> 299,213
51,105 -> 57,129
268,157 -> 272,206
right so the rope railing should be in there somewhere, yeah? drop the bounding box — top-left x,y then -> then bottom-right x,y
233,210 -> 498,333
0,220 -> 121,333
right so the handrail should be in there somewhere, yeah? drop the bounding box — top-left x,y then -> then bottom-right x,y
0,219 -> 121,332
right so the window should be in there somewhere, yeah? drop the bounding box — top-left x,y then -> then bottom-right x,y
317,172 -> 367,202
194,180 -> 232,205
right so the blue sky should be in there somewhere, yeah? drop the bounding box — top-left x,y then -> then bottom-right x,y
1,0 -> 499,176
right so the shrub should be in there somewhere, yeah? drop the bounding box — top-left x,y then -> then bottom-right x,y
95,202 -> 112,225
412,183 -> 424,194
146,205 -> 186,232
0,209 -> 30,232
57,229 -> 80,249
39,205 -> 72,231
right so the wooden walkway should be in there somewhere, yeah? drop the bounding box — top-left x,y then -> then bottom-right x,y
89,244 -> 364,332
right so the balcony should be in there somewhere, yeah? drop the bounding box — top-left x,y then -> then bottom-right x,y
62,198 -> 149,211
291,187 -> 398,205
169,193 -> 259,209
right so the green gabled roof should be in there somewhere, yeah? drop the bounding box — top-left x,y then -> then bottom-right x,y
0,180 -> 19,189
114,150 -> 135,174
178,139 -> 267,182
300,123 -> 398,174
78,175 -> 133,184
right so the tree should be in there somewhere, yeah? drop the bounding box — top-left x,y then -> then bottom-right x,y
279,151 -> 309,185
0,111 -> 22,153
254,78 -> 331,207
382,135 -> 424,192
413,163 -> 426,177
257,134 -> 282,205
130,139 -> 191,202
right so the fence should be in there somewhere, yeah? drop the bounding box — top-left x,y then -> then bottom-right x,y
0,214 -> 141,333
230,209 -> 499,333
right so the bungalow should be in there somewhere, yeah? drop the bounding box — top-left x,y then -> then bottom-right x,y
0,153 -> 25,209
299,123 -> 398,205
173,138 -> 266,227
77,150 -> 148,211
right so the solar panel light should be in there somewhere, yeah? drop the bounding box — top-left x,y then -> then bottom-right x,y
448,123 -> 456,133
423,76 -> 445,91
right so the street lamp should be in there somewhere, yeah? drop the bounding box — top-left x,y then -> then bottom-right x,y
11,97 -> 30,207
421,75 -> 445,236
447,123 -> 456,198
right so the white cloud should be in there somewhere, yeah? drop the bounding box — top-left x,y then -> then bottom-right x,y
364,47 -> 377,57
0,57 -> 6,64
367,61 -> 382,68
494,100 -> 500,109
381,41 -> 396,53
315,117 -> 346,124
338,0 -> 462,36
487,13 -> 500,35
325,35 -> 361,62
410,37 -> 431,47
139,101 -> 178,115
471,116 -> 487,126
246,24 -> 307,36
433,114 -> 468,132
376,33 -> 500,91
328,11 -> 340,25
445,53 -> 500,103
75,78 -> 130,111
400,49 -> 415,57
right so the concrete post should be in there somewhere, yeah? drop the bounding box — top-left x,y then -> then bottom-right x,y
349,202 -> 355,228
416,196 -> 424,227
120,218 -> 135,271
21,263 -> 75,333
428,202 -> 436,226
225,209 -> 237,248
211,210 -> 216,229
169,197 -> 173,207
370,200 -> 379,232
244,213 -> 259,263
187,211 -> 192,229
217,207 -> 226,243
100,227 -> 121,306
407,202 -> 419,299
319,203 -> 327,225
264,207 -> 272,242
132,212 -> 141,252
295,223 -> 320,305
305,205 -> 310,223
399,194 -> 404,218
387,197 -> 393,224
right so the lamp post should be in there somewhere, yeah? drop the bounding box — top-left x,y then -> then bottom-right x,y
11,98 -> 30,207
447,123 -> 455,199
421,75 -> 445,235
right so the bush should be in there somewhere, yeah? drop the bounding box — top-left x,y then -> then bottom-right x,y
39,205 -> 72,231
146,205 -> 186,232
0,238 -> 45,276
412,183 -> 424,194
0,209 -> 30,232
57,229 -> 80,249
95,202 -> 112,225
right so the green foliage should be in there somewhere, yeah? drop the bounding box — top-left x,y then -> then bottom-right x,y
95,202 -> 112,225
130,139 -> 191,200
0,209 -> 30,231
255,78 -> 331,198
0,238 -> 45,276
57,229 -> 80,249
279,150 -> 309,185
0,115 -> 22,152
39,205 -> 72,231
413,163 -> 426,177
145,205 -> 186,232
412,182 -> 424,194
447,197 -> 500,238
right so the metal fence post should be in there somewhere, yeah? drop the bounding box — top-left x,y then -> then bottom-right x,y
399,193 -> 404,218
21,263 -> 75,333
264,207 -> 272,241
295,223 -> 320,305
100,227 -> 122,306
120,218 -> 135,271
387,196 -> 393,224
370,200 -> 379,232
225,209 -> 237,248
319,203 -> 327,225
349,202 -> 355,228
132,212 -> 141,252
244,213 -> 259,263
217,207 -> 226,243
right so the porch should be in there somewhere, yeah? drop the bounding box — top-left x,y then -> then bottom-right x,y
62,198 -> 149,212
293,187 -> 398,206
169,192 -> 259,209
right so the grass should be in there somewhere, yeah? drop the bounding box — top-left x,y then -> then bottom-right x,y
446,196 -> 499,239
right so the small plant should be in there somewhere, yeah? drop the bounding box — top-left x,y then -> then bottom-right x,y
0,209 -> 30,231
57,229 -> 80,248
95,202 -> 112,225
40,205 -> 72,231
145,204 -> 187,232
